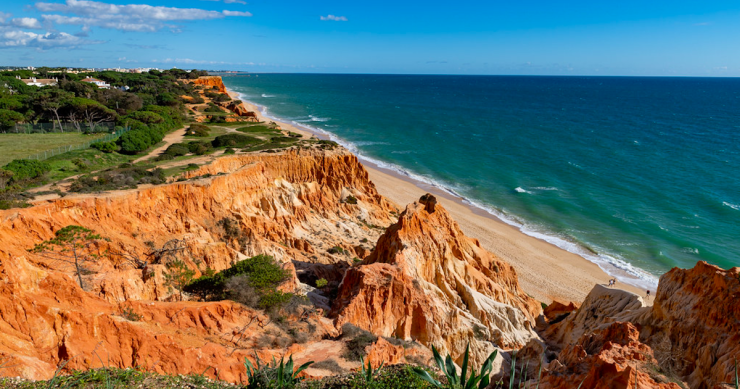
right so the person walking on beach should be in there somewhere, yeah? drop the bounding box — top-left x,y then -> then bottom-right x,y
646,290 -> 651,300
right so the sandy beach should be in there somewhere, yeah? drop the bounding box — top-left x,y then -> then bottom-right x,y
228,89 -> 649,305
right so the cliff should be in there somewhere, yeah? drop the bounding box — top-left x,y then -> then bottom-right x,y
541,262 -> 740,388
189,76 -> 227,93
0,149 -> 397,381
332,194 -> 541,367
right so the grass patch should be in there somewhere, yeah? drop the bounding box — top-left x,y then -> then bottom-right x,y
0,133 -> 106,166
69,167 -> 166,193
45,148 -> 135,182
0,367 -> 239,388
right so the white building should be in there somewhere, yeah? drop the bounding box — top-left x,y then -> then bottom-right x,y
18,76 -> 58,87
81,77 -> 111,89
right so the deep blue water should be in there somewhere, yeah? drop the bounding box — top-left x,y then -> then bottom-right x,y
223,74 -> 740,286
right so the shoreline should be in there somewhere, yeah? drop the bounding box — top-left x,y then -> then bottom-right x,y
226,86 -> 653,304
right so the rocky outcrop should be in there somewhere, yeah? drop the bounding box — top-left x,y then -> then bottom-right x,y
536,322 -> 681,389
0,149 -> 397,381
543,262 -> 740,389
189,76 -> 227,93
224,101 -> 258,120
332,194 -> 541,366
638,262 -> 740,389
543,301 -> 578,322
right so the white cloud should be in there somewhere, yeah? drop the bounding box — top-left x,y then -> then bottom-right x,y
222,10 -> 251,16
0,12 -> 11,24
0,29 -> 102,48
36,0 -> 251,32
320,15 -> 347,21
153,58 -> 255,65
203,0 -> 247,4
11,18 -> 44,29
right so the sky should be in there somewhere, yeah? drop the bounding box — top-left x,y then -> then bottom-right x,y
1,0 -> 740,76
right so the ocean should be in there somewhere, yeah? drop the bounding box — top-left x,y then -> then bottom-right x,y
222,74 -> 740,288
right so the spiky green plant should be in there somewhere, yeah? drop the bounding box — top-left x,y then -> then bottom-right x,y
734,359 -> 738,389
509,351 -> 516,389
360,355 -> 384,385
412,343 -> 498,389
244,354 -> 313,389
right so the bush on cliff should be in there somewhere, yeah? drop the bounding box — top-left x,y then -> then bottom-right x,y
68,167 -> 166,192
212,133 -> 260,148
3,159 -> 51,183
187,141 -> 213,155
162,143 -> 189,157
185,123 -> 210,137
91,141 -> 118,153
185,254 -> 293,311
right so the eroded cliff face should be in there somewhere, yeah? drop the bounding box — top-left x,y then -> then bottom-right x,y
331,194 -> 541,367
541,262 -> 740,389
0,149 -> 398,381
189,76 -> 227,93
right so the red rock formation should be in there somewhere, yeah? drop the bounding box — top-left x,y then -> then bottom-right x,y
641,262 -> 740,389
536,322 -> 681,389
189,76 -> 227,93
543,262 -> 740,388
332,194 -> 541,366
543,301 -> 578,322
224,101 -> 258,120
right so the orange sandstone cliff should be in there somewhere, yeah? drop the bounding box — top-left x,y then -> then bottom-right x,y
0,150 -> 397,381
331,194 -> 541,367
540,262 -> 740,388
189,76 -> 227,93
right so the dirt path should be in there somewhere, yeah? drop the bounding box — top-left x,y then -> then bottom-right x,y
133,127 -> 186,164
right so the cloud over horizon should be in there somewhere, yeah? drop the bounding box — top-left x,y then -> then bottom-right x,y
0,29 -> 102,48
36,0 -> 252,32
320,15 -> 347,21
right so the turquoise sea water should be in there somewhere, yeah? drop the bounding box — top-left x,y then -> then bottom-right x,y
222,74 -> 740,287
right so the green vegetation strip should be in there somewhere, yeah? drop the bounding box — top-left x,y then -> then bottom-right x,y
0,133 -> 105,166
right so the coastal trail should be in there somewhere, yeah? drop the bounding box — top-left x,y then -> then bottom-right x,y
133,126 -> 186,164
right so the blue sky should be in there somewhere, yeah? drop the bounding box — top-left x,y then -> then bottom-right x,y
1,0 -> 739,76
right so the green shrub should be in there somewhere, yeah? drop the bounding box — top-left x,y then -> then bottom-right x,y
317,140 -> 339,150
163,143 -> 189,157
212,133 -> 260,148
126,111 -> 164,124
185,254 -> 292,311
258,290 -> 293,310
3,159 -> 51,182
69,167 -> 166,193
91,141 -> 118,153
244,354 -> 313,389
271,136 -> 297,143
186,124 -> 210,137
224,148 -> 236,155
412,343 -> 498,389
221,254 -> 290,290
344,195 -> 358,205
187,141 -> 212,155
328,246 -> 345,255
118,129 -> 153,154
315,278 -> 328,288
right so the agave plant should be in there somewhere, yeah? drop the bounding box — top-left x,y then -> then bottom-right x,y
244,354 -> 313,389
412,343 -> 498,389
359,355 -> 384,384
